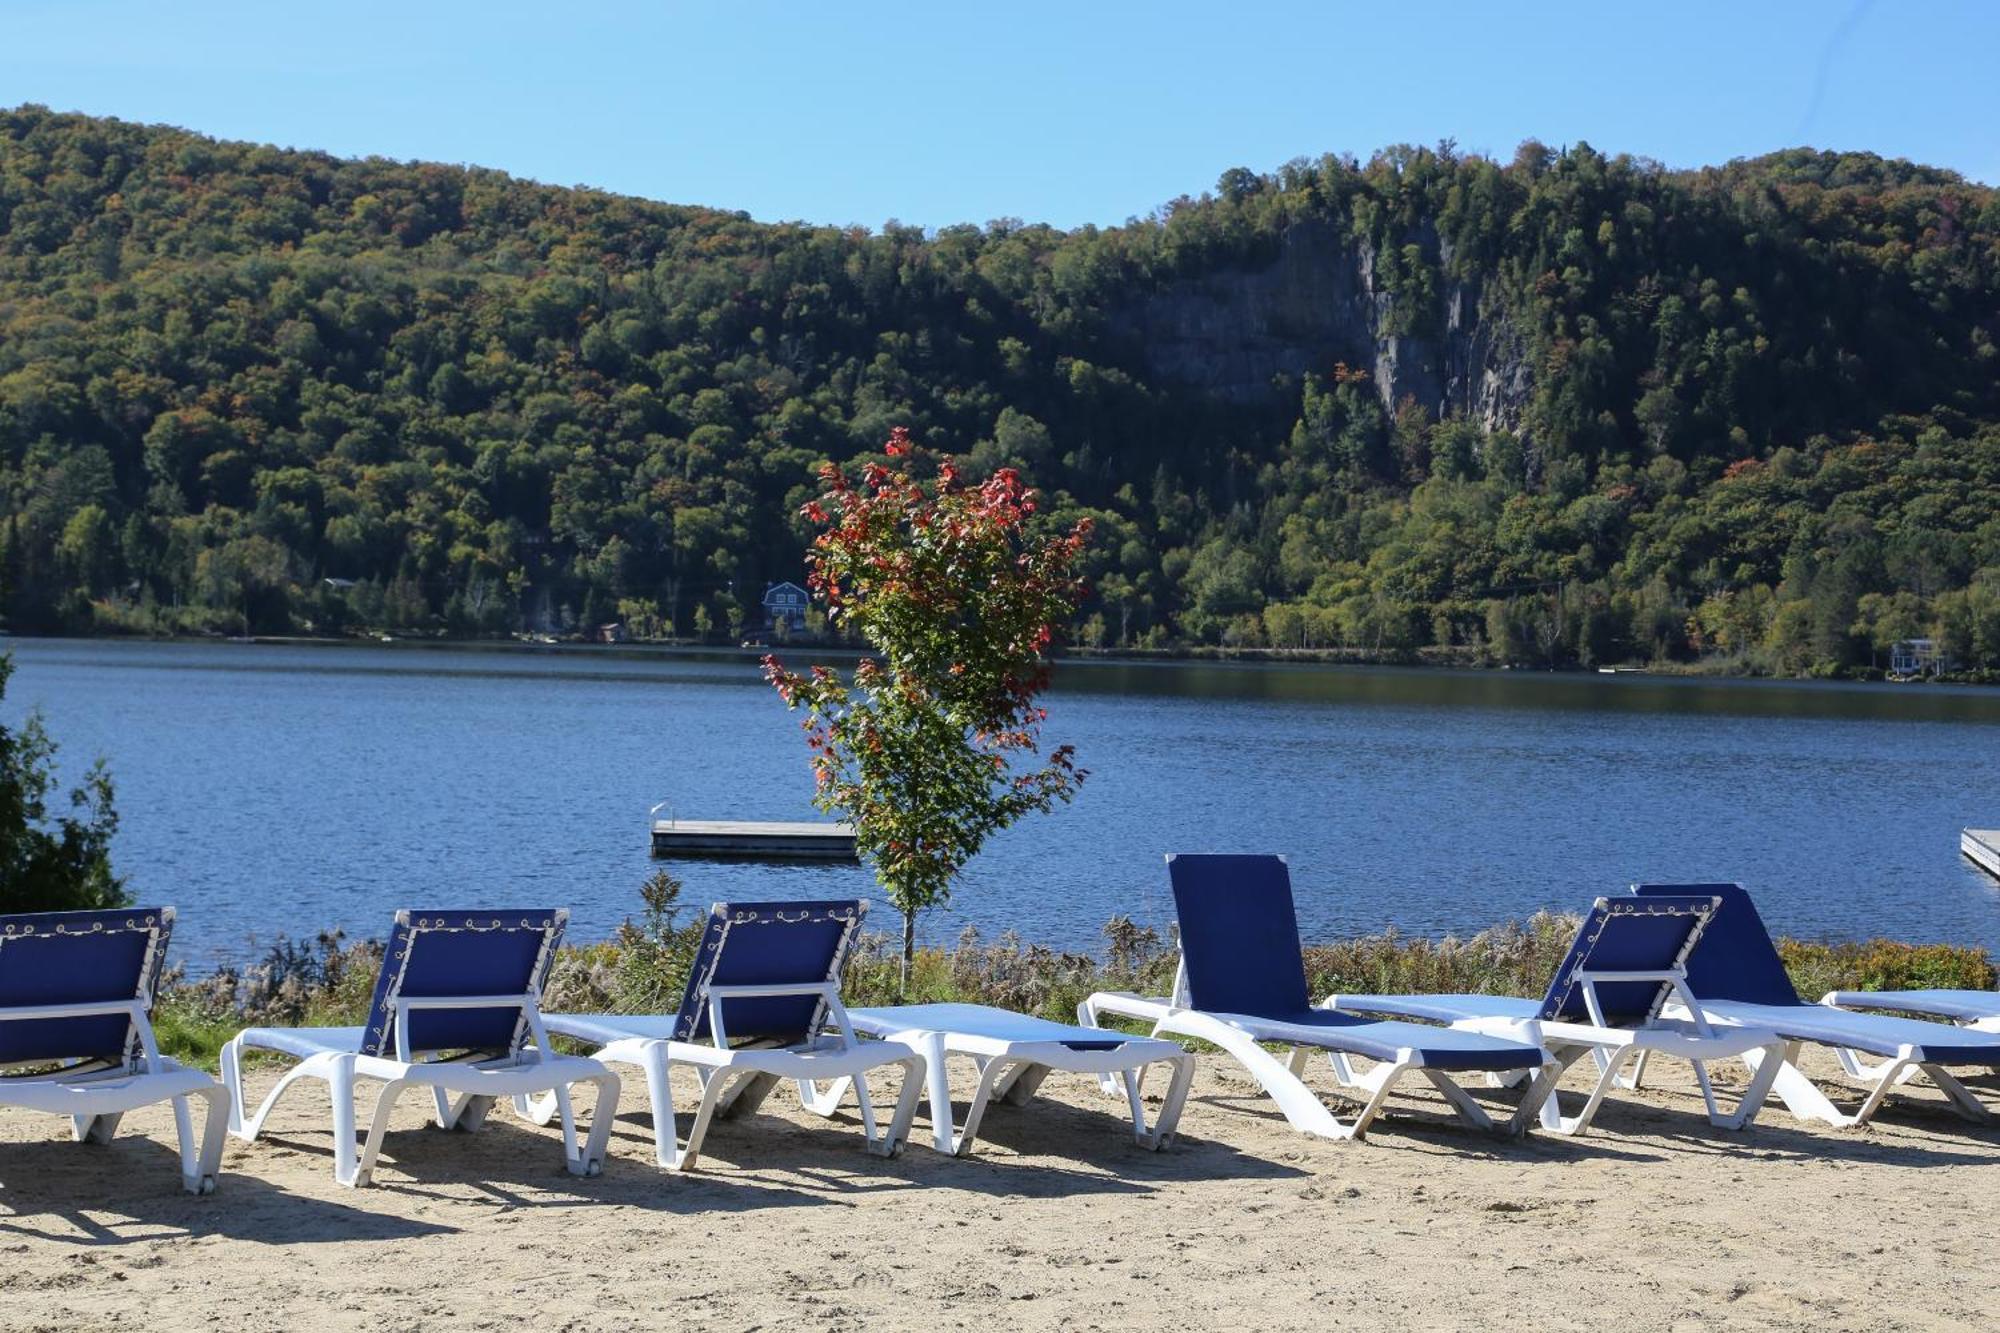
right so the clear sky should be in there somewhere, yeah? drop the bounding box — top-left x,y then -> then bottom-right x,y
5,1 -> 1996,230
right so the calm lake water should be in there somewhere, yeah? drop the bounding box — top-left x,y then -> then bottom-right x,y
5,636 -> 2000,971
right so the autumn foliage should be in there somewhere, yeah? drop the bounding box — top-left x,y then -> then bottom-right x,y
765,429 -> 1092,987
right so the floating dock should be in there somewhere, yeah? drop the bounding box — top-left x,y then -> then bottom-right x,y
1965,829 -> 2000,882
651,819 -> 858,860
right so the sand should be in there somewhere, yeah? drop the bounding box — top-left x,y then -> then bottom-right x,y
2,1047 -> 1996,1332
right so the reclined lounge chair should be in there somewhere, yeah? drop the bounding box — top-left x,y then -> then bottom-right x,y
222,909 -> 619,1186
0,907 -> 227,1194
1322,894 -> 1787,1134
1632,883 -> 2000,1126
819,1002 -> 1195,1155
1080,854 -> 1554,1139
533,900 -> 925,1171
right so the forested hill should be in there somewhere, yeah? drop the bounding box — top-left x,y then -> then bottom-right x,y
3,105 -> 1998,675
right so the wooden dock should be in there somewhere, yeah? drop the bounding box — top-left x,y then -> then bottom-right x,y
1964,829 -> 2000,882
651,819 -> 858,860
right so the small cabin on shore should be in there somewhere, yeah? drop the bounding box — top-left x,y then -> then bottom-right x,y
763,581 -> 809,632
1890,638 -> 1947,678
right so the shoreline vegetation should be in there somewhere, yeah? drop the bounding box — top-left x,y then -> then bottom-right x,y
152,873 -> 1998,1071
10,627 -> 2000,687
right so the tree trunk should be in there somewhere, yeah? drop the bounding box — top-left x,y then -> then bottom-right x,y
900,909 -> 916,999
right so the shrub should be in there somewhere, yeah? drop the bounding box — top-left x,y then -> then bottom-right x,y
1777,937 -> 1996,1001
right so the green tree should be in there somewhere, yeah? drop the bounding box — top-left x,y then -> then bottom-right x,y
0,654 -> 126,912
765,430 -> 1092,992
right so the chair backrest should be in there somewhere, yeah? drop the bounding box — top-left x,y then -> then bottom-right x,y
673,899 -> 866,1045
0,907 -> 173,1071
1631,882 -> 1801,1005
1165,854 -> 1311,1018
359,909 -> 566,1059
1535,895 -> 1717,1024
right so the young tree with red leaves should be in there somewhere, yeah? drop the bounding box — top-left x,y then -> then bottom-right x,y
764,429 -> 1092,993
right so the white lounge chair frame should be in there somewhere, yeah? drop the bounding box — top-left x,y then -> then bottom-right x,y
533,980 -> 924,1171
0,906 -> 227,1194
1654,1009 -> 2000,1129
1082,960 -> 1552,1141
818,1002 -> 1196,1155
222,909 -> 618,1187
1807,989 -> 2000,1115
1,994 -> 228,1194
1325,965 -> 1787,1135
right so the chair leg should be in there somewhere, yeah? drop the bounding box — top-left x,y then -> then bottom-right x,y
178,1084 -> 229,1194
1919,1064 -> 1993,1123
950,1057 -> 1015,1156
330,1056 -> 363,1186
1543,1047 -> 1641,1136
1076,996 -> 1139,1096
1620,1048 -> 1654,1091
348,1075 -> 409,1188
1750,1043 -> 1859,1127
670,1068 -> 737,1172
868,1055 -> 926,1157
1420,1068 -> 1497,1132
798,1075 -> 853,1118
1142,1055 -> 1197,1149
455,1094 -> 496,1131
220,1035 -> 247,1134
638,1043 -> 678,1169
1717,1042 -> 1787,1130
717,1071 -> 780,1120
997,1062 -> 1050,1107
1342,1059 -> 1419,1139
74,1111 -> 123,1144
564,1072 -> 619,1177
918,1034 -> 955,1153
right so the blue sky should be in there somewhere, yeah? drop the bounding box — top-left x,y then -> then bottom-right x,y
5,1 -> 1995,230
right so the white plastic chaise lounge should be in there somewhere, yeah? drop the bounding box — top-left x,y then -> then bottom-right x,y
1080,854 -> 1556,1140
809,1002 -> 1195,1156
1819,987 -> 2000,1033
0,907 -> 227,1194
221,909 -> 619,1187
529,899 -> 925,1171
1631,883 -> 2000,1127
1321,893 -> 1788,1135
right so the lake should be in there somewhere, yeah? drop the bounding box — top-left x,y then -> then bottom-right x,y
5,636 -> 2000,971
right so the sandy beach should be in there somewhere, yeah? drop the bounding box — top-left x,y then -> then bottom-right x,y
2,1046 -> 1996,1332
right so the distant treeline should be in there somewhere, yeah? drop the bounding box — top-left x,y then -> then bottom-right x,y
2,106 -> 1997,675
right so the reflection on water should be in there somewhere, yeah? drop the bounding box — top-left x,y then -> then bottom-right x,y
6,636 -> 1999,969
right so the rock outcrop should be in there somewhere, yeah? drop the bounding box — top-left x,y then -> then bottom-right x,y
1108,218 -> 1532,433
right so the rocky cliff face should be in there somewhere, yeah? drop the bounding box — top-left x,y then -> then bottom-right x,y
1107,218 -> 1533,433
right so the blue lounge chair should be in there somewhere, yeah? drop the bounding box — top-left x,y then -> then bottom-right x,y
222,909 -> 620,1186
1322,895 -> 1787,1134
1081,855 -> 1554,1139
1632,883 -> 2000,1126
535,900 -> 925,1170
0,907 -> 227,1193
